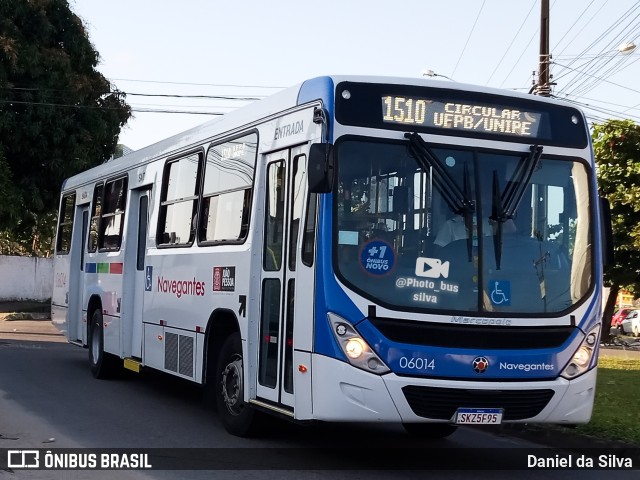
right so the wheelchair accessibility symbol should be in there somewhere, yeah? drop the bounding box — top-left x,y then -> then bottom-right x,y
490,280 -> 510,306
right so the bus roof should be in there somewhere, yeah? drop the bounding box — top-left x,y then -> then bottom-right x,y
62,74 -> 583,191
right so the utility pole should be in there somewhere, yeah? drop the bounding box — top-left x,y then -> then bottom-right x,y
534,0 -> 551,96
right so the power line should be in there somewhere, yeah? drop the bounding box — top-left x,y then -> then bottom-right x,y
132,108 -> 224,115
125,91 -> 262,101
555,2 -> 640,97
486,1 -> 537,86
110,78 -> 286,89
129,102 -> 241,110
451,0 -> 487,79
555,94 -> 640,123
498,1 -> 556,89
552,0 -> 605,56
1,86 -> 265,101
562,18 -> 640,97
0,99 -> 227,115
553,61 -> 640,95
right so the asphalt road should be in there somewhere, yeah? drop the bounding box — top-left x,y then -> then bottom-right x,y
0,315 -> 637,479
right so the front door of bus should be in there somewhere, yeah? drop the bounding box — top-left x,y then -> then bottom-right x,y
257,146 -> 313,409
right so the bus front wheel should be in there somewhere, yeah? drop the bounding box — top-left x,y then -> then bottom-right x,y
215,333 -> 261,437
89,310 -> 118,379
403,423 -> 458,439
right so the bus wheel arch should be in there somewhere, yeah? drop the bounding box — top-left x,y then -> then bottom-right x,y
203,309 -> 240,389
203,310 -> 261,436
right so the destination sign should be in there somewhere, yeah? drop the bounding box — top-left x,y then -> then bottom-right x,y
381,95 -> 542,137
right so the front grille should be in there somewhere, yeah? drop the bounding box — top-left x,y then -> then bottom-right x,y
370,317 -> 574,349
402,385 -> 555,420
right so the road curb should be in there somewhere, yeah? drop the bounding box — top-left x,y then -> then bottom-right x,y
2,313 -> 51,321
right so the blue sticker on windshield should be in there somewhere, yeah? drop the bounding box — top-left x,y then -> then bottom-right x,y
360,240 -> 395,276
489,280 -> 511,306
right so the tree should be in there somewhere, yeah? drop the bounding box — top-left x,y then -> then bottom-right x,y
592,119 -> 640,338
0,0 -> 131,253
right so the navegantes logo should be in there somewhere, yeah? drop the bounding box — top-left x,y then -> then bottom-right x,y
499,362 -> 554,372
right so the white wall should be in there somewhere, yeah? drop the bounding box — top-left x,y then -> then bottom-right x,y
0,255 -> 53,301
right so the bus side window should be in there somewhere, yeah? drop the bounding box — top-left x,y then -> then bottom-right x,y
157,152 -> 201,246
55,193 -> 76,254
288,154 -> 307,271
98,177 -> 128,251
264,161 -> 285,271
200,133 -> 256,244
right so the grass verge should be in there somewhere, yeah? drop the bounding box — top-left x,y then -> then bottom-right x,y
572,356 -> 640,445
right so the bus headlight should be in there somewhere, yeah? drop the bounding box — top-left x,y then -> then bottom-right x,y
345,338 -> 365,359
560,324 -> 600,380
328,313 -> 390,375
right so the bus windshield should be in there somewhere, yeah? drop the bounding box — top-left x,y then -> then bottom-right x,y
334,137 -> 592,315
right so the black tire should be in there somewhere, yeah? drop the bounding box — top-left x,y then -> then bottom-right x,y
89,309 -> 119,379
403,423 -> 458,439
215,333 -> 262,437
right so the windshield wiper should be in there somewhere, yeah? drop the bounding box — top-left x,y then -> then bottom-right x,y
490,145 -> 543,269
405,132 -> 475,260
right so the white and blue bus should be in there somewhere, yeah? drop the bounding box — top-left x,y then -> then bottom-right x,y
52,75 -> 609,437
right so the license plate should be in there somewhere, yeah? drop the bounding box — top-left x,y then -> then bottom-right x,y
455,408 -> 503,425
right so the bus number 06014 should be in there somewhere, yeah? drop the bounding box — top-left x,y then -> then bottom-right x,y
398,356 -> 435,370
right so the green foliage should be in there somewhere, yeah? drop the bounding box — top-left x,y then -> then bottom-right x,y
593,120 -> 640,295
0,211 -> 56,256
0,0 -> 131,253
573,356 -> 640,446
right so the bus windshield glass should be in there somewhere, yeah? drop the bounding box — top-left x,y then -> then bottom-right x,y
334,137 -> 592,315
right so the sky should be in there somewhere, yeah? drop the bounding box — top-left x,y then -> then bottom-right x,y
70,0 -> 640,151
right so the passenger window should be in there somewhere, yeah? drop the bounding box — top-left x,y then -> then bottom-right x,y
200,133 -> 256,243
158,152 -> 201,246
288,154 -> 306,271
55,193 -> 76,254
264,161 -> 285,271
98,177 -> 128,251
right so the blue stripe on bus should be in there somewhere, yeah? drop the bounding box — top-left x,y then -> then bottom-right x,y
356,318 -> 582,380
297,76 -> 335,141
313,193 -> 363,360
85,262 -> 97,273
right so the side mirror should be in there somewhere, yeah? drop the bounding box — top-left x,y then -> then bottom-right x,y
308,143 -> 334,193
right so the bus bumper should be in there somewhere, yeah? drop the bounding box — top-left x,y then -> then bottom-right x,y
309,354 -> 596,424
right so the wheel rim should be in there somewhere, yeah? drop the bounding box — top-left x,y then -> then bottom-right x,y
221,354 -> 243,416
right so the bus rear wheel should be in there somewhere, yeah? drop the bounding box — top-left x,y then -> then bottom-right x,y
215,333 -> 262,437
403,423 -> 458,439
89,310 -> 119,379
